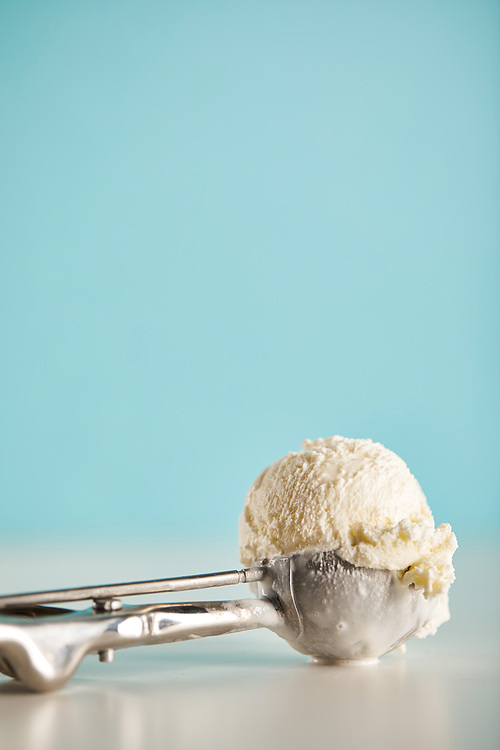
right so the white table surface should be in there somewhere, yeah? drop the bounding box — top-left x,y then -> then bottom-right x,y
0,539 -> 498,750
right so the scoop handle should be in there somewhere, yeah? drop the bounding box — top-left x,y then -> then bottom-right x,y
0,598 -> 280,693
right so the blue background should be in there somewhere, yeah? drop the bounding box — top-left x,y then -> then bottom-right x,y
1,0 -> 498,546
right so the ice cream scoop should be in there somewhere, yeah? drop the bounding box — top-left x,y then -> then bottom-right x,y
240,436 -> 457,637
0,548 -> 436,691
0,436 -> 456,691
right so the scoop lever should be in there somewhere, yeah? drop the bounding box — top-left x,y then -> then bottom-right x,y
0,568 -> 265,610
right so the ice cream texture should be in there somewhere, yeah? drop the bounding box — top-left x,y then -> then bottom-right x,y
239,436 -> 457,637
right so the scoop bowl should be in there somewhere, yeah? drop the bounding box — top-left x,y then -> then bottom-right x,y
256,550 -> 438,663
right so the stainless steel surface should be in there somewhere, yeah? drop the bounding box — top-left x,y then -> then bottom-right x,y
0,550 -> 436,691
268,550 -> 437,662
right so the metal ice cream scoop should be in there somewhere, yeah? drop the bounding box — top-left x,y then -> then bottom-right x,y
0,551 -> 436,692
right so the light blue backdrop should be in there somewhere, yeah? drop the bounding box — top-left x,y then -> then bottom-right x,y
1,0 -> 498,546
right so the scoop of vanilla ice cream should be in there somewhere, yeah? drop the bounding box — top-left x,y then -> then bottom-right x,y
239,436 -> 457,636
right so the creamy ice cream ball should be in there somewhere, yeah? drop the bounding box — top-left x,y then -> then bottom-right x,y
239,436 -> 457,636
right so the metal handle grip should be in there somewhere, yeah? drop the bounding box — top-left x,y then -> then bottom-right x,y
0,598 -> 280,692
